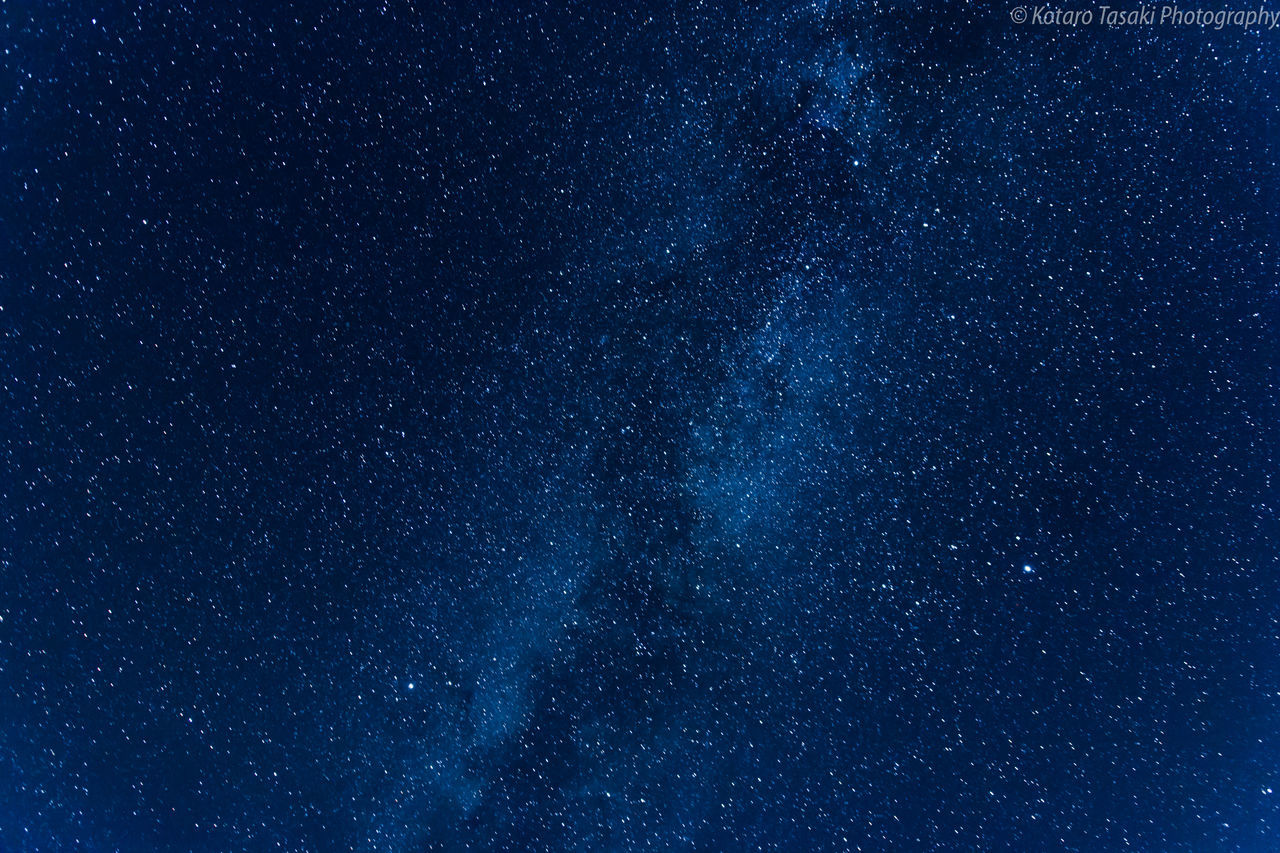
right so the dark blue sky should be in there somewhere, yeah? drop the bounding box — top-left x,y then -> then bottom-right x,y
3,2 -> 1278,850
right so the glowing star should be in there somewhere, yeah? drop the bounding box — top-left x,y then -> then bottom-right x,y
1023,565 -> 1035,574
407,682 -> 415,690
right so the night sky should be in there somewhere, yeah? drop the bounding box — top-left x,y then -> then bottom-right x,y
4,2 -> 1279,851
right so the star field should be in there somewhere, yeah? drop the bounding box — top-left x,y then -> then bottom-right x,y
3,2 -> 1279,851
